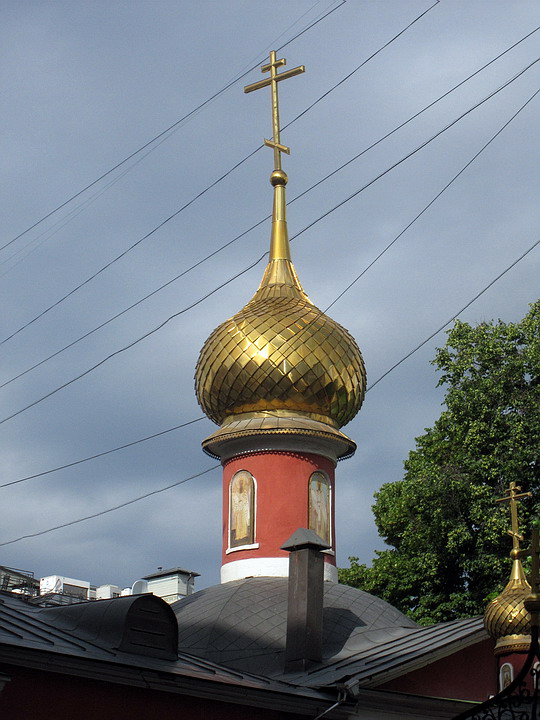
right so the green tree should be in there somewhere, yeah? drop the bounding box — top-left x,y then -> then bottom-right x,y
339,301 -> 540,625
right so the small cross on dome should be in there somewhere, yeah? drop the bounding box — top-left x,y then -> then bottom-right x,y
244,51 -> 305,172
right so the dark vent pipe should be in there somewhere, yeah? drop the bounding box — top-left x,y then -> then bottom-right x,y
281,528 -> 330,673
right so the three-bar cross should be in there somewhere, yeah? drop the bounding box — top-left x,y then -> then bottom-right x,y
496,481 -> 532,553
244,51 -> 305,171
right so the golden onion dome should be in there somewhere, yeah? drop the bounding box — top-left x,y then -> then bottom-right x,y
484,554 -> 532,655
195,170 -> 366,429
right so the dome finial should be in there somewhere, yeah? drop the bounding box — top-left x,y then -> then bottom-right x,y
496,481 -> 532,560
244,51 -> 304,265
195,52 -> 365,440
244,50 -> 305,172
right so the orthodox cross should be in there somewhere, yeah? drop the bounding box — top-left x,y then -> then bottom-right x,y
496,481 -> 532,553
244,50 -> 305,171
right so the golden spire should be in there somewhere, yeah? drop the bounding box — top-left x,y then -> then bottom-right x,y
497,481 -> 532,564
245,51 -> 304,268
484,482 -> 533,654
194,51 -> 366,448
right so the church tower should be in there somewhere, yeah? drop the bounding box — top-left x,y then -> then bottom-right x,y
194,52 -> 366,583
484,482 -> 534,690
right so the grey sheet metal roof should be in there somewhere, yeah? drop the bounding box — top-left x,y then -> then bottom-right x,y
288,615 -> 486,689
0,591 -> 307,694
173,578 -> 486,688
173,577 -> 418,677
1,585 -> 487,716
38,593 -> 178,659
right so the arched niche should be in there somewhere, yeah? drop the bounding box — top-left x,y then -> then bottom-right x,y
308,470 -> 331,546
229,470 -> 256,549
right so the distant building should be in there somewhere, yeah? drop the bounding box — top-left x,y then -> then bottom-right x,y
95,584 -> 122,600
142,567 -> 199,604
0,566 -> 38,597
40,575 -> 91,600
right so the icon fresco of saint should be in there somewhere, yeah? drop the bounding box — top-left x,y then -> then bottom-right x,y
230,470 -> 255,548
309,471 -> 330,546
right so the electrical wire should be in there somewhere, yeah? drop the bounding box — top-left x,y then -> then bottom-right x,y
0,112 -> 206,277
1,8 -> 537,552
0,252 -> 267,427
0,464 -> 221,547
0,145 -> 262,346
366,237 -> 540,391
0,0 -> 441,346
263,85 -> 540,390
2,31 -> 538,389
323,86 -> 540,317
2,2 -> 336,273
2,83 -> 538,491
1,234 -> 538,546
282,0 -> 439,130
0,0 -> 346,256
287,60 -> 539,244
0,417 -> 206,489
0,60 -> 536,427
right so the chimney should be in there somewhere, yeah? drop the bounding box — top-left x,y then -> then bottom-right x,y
281,528 -> 330,673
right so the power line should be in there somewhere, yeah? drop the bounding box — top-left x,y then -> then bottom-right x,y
2,234 -> 538,546
3,22 -> 537,352
0,0 -> 440,346
366,237 -> 540,391
2,84 -> 538,491
288,60 -> 539,242
0,0 -> 439,345
0,117 -> 195,277
0,252 -> 267,427
275,86 -> 540,387
4,1 -> 331,273
0,0 -> 346,256
0,60 -> 536,427
281,0 -> 440,129
0,417 -> 206,489
324,86 -> 540,316
0,465 -> 221,547
2,30 -> 538,390
0,145 -> 262,346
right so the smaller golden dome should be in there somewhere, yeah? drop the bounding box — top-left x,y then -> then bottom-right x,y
484,558 -> 531,655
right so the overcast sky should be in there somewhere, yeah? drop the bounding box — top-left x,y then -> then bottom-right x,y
1,0 -> 539,592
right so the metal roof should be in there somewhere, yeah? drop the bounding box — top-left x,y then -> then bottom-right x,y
0,591 -> 308,694
0,585 -> 486,717
173,577 -> 418,677
288,616 -> 487,689
172,578 -> 486,689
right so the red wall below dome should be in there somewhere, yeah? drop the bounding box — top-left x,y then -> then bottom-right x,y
222,450 -> 336,568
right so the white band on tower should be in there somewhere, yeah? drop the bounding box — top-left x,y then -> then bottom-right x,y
221,557 -> 338,584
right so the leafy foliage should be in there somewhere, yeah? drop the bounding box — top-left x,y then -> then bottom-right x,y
339,301 -> 540,625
